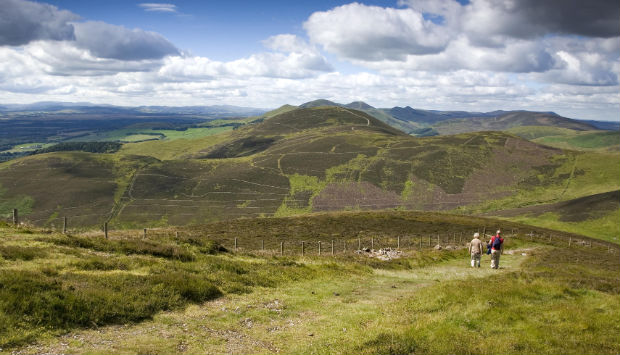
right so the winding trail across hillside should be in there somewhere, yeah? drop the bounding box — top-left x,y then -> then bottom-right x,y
14,250 -> 534,354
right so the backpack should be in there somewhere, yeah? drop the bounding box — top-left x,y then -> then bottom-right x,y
492,237 -> 502,250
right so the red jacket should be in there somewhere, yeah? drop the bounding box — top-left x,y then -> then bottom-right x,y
490,235 -> 504,250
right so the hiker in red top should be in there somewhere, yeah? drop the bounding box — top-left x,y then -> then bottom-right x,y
490,230 -> 504,269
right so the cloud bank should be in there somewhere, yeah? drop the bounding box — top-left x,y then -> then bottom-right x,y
0,0 -> 618,121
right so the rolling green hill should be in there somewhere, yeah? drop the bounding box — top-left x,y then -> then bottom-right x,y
487,190 -> 620,243
433,111 -> 596,135
1,107 -> 618,236
288,100 -> 604,137
506,126 -> 620,152
533,130 -> 620,152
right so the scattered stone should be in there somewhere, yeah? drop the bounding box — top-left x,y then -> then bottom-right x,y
308,333 -> 314,337
355,247 -> 403,260
434,244 -> 442,250
265,299 -> 283,312
333,292 -> 340,296
241,318 -> 253,328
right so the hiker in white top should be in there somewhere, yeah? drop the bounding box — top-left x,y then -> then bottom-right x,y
469,232 -> 483,268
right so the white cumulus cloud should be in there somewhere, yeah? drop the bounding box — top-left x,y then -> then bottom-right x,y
304,3 -> 451,61
139,3 -> 178,13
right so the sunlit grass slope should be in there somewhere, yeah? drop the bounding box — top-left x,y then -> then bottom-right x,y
2,212 -> 618,354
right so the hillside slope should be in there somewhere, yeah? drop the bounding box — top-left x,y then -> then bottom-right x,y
1,106 -> 618,229
290,100 -> 600,137
488,190 -> 620,243
433,111 -> 595,135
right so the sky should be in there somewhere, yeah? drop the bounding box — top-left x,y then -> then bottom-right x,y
0,0 -> 619,121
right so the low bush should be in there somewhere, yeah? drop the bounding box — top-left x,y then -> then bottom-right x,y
71,256 -> 131,271
0,269 -> 221,347
43,234 -> 196,261
0,245 -> 48,261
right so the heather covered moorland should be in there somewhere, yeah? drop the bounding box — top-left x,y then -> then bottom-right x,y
2,0 -> 619,352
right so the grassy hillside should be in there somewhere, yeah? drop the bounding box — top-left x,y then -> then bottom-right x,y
434,112 -> 595,135
1,107 -> 618,239
534,130 -> 620,151
506,125 -> 579,140
507,126 -> 620,152
487,190 -> 620,243
1,212 -> 618,353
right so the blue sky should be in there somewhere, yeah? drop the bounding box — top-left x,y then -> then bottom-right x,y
44,0 -> 399,59
1,0 -> 619,120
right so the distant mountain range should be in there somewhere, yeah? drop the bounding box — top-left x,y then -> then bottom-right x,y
2,100 -> 617,134
288,99 -> 609,135
0,102 -> 268,118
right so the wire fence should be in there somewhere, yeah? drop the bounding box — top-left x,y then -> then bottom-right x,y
2,209 -> 618,256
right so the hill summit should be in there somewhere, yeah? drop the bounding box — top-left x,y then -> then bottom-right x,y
291,99 -> 597,136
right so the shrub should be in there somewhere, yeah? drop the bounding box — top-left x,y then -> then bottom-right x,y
43,234 -> 196,261
0,245 -> 48,261
71,256 -> 130,271
0,269 -> 222,347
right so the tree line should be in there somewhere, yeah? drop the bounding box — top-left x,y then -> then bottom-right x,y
32,142 -> 122,155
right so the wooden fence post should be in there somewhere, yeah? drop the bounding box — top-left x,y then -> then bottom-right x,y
13,209 -> 18,226
63,216 -> 67,234
343,240 -> 346,252
397,236 -> 400,249
104,222 -> 108,239
234,238 -> 238,251
318,241 -> 322,256
569,237 -> 571,247
280,241 -> 284,256
302,241 -> 305,256
175,231 -> 179,239
143,228 -> 147,239
331,240 -> 334,255
419,237 -> 422,249
261,239 -> 264,251
358,238 -> 361,250
371,237 -> 374,250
